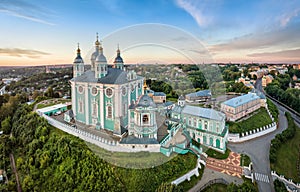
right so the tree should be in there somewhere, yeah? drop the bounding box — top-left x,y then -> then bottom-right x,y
156,182 -> 181,192
32,90 -> 41,100
44,86 -> 54,98
274,179 -> 287,192
1,116 -> 11,134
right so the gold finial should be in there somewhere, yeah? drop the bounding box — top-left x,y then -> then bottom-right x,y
143,79 -> 149,94
77,43 -> 81,54
117,43 -> 120,53
95,32 -> 100,46
99,40 -> 103,51
143,79 -> 147,88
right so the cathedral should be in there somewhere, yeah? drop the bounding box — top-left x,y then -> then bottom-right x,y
70,34 -> 228,153
70,34 -> 145,136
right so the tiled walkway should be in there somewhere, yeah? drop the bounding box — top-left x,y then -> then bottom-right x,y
206,152 -> 243,178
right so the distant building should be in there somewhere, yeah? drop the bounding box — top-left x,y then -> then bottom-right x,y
249,66 -> 260,72
0,169 -> 3,182
278,69 -> 288,75
292,64 -> 300,70
36,104 -> 68,116
2,78 -> 20,84
185,89 -> 211,103
238,73 -> 254,88
170,97 -> 228,153
295,82 -> 300,89
221,91 -> 265,122
0,85 -> 6,95
262,75 -> 274,87
152,92 -> 166,103
293,74 -> 298,81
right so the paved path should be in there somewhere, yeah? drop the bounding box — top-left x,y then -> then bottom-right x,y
189,168 -> 243,192
228,108 -> 288,192
206,152 -> 243,178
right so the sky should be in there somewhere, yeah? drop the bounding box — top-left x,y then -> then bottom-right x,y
0,0 -> 300,66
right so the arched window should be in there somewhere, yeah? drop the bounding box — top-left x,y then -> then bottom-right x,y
106,88 -> 113,97
204,121 -> 208,129
143,114 -> 149,124
198,119 -> 202,129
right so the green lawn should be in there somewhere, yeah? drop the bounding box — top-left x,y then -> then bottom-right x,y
267,98 -> 279,122
178,167 -> 204,191
271,128 -> 300,183
87,142 -> 199,172
228,107 -> 273,134
240,154 -> 251,167
36,98 -> 71,109
206,148 -> 231,160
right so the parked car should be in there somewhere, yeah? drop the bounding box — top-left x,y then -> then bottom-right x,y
54,111 -> 62,116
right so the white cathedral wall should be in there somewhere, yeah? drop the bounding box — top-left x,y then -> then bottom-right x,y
99,84 -> 104,128
84,83 -> 89,124
71,81 -> 76,117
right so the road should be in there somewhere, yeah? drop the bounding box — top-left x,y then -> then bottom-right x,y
10,153 -> 22,192
255,77 -> 300,125
228,108 -> 287,192
227,77 -> 300,192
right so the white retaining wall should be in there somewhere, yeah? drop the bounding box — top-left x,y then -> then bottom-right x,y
228,122 -> 277,143
271,171 -> 300,191
172,158 -> 202,185
42,114 -> 160,152
228,104 -> 277,143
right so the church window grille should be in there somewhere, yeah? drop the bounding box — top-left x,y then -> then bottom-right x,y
78,86 -> 83,94
92,87 -> 97,95
92,102 -> 97,117
79,99 -> 83,113
107,106 -> 112,119
106,88 -> 113,97
122,86 -> 127,96
143,114 -> 149,124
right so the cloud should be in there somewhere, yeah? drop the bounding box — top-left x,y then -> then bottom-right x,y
280,8 -> 300,27
0,0 -> 55,25
0,48 -> 50,58
175,0 -> 217,27
209,24 -> 300,52
176,0 -> 206,27
248,48 -> 300,58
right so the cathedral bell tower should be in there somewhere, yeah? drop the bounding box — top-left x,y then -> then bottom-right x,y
95,39 -> 108,78
113,44 -> 124,70
73,43 -> 84,78
90,33 -> 100,71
